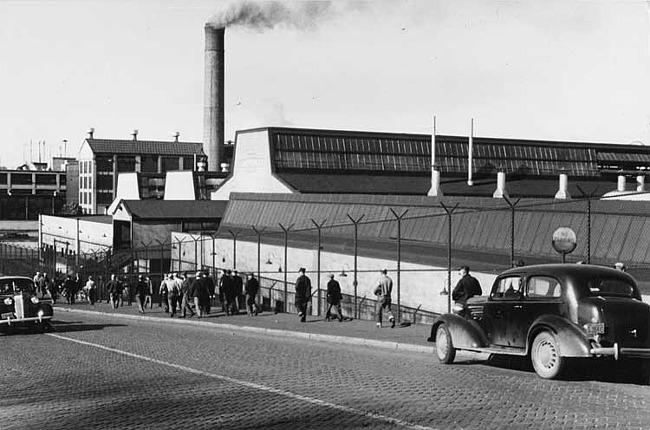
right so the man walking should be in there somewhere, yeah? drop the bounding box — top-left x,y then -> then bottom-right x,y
325,274 -> 343,322
244,273 -> 260,316
84,275 -> 97,305
134,275 -> 148,314
295,267 -> 311,323
374,269 -> 395,328
106,274 -> 122,310
451,266 -> 482,305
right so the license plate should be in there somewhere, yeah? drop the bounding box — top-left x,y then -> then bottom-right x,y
585,322 -> 605,335
1,312 -> 14,319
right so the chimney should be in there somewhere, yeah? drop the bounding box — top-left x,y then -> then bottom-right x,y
554,173 -> 571,199
637,175 -> 645,192
204,24 -> 225,173
617,174 -> 626,192
492,171 -> 508,198
173,132 -> 180,142
131,129 -> 138,141
87,128 -> 95,139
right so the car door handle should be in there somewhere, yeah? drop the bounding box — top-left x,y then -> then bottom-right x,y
513,305 -> 523,309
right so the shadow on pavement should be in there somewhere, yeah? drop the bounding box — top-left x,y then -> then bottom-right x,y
50,320 -> 127,333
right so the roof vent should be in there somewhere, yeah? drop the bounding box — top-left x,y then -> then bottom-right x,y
131,129 -> 138,141
173,132 -> 180,142
617,174 -> 626,192
637,175 -> 645,192
87,128 -> 95,139
555,173 -> 571,199
492,171 -> 508,199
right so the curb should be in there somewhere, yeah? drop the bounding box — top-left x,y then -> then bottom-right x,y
55,307 -> 435,355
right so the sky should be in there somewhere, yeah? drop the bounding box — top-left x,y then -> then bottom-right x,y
0,0 -> 649,168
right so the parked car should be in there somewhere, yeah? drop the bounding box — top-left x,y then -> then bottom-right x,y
0,276 -> 53,333
429,264 -> 650,380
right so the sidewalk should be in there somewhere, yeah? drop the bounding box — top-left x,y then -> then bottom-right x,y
53,300 -> 435,354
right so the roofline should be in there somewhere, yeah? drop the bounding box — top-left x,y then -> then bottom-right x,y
233,126 -> 650,152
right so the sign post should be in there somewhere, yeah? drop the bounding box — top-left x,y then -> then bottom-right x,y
552,227 -> 577,263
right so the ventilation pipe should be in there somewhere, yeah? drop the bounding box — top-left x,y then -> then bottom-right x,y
131,129 -> 138,141
467,118 -> 474,186
493,171 -> 508,198
554,173 -> 571,199
637,175 -> 645,192
87,128 -> 95,139
427,116 -> 443,197
173,132 -> 180,142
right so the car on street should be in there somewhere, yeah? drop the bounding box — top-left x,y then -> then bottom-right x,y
0,276 -> 53,333
429,264 -> 650,380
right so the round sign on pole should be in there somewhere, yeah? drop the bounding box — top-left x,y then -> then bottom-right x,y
552,227 -> 577,262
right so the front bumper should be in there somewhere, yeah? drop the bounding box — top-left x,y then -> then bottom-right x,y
0,315 -> 53,326
590,343 -> 650,360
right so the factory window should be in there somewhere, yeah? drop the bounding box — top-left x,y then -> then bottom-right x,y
117,156 -> 136,173
141,155 -> 158,173
183,156 -> 195,171
96,157 -> 113,172
161,156 -> 180,172
0,173 -> 6,184
10,173 -> 32,185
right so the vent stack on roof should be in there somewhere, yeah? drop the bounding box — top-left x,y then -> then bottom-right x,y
493,171 -> 508,199
637,175 -> 645,192
131,129 -> 138,141
555,173 -> 571,200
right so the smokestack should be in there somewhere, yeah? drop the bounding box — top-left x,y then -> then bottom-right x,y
204,24 -> 225,172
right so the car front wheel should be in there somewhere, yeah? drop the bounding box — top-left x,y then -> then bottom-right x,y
435,324 -> 456,364
531,331 -> 564,379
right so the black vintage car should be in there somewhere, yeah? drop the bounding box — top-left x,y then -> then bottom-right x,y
429,264 -> 650,380
0,276 -> 53,333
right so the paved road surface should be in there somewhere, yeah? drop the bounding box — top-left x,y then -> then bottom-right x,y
1,311 -> 649,429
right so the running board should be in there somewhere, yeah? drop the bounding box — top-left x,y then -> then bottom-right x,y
459,346 -> 527,356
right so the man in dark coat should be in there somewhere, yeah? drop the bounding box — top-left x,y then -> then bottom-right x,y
106,274 -> 122,309
244,273 -> 260,316
294,267 -> 311,323
134,275 -> 148,313
233,271 -> 244,314
452,266 -> 483,305
325,274 -> 343,322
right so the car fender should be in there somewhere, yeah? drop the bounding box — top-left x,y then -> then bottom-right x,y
528,314 -> 591,357
38,302 -> 54,317
429,314 -> 489,349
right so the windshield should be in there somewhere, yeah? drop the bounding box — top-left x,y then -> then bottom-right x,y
0,278 -> 36,294
585,276 -> 636,298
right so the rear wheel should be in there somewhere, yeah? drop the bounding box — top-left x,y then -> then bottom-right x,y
531,331 -> 565,379
435,324 -> 456,364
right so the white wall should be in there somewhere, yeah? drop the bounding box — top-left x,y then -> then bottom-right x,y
211,129 -> 294,200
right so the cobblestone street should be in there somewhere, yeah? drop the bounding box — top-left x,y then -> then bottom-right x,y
1,306 -> 649,429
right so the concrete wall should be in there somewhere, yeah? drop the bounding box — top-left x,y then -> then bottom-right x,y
171,233 -> 497,315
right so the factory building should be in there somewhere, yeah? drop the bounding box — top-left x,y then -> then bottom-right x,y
77,128 -> 233,215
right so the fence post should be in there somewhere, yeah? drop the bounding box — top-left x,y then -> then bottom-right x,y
346,214 -> 364,319
279,223 -> 293,313
440,202 -> 459,314
229,229 -> 240,271
576,186 -> 597,264
389,208 -> 408,324
503,197 -> 521,267
310,219 -> 327,317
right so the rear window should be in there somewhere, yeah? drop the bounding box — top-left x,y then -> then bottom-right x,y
586,277 -> 636,297
0,279 -> 35,294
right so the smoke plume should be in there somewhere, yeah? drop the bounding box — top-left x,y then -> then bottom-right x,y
208,0 -> 359,30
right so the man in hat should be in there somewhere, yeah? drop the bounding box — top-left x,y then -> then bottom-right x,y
452,266 -> 482,306
374,269 -> 395,328
294,268 -> 311,323
326,274 -> 343,322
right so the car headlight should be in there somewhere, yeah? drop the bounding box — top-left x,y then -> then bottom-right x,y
37,310 -> 45,317
3,297 -> 12,306
452,303 -> 465,314
31,297 -> 39,304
